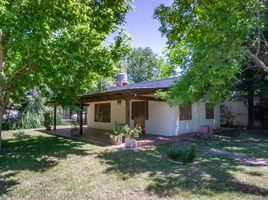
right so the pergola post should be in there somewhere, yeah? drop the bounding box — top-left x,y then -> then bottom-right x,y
125,98 -> 130,126
79,103 -> 83,135
53,103 -> 57,131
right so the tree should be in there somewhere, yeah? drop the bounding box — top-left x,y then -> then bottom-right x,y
119,47 -> 161,82
0,0 -> 132,150
154,0 -> 268,105
234,64 -> 268,128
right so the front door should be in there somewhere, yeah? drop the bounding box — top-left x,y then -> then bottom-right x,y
131,101 -> 148,129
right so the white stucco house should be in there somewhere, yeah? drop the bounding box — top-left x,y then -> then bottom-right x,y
79,74 -> 221,136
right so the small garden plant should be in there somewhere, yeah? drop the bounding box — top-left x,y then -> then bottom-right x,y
44,110 -> 53,130
112,122 -> 142,138
128,125 -> 142,138
167,143 -> 197,164
112,122 -> 128,136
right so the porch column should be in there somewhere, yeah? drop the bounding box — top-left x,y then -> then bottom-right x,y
53,103 -> 57,131
79,103 -> 83,135
125,98 -> 130,126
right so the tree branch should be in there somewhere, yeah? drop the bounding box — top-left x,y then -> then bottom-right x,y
255,32 -> 261,57
5,62 -> 37,91
248,50 -> 268,71
261,31 -> 268,49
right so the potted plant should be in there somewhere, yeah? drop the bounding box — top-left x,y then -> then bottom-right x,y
44,111 -> 52,131
110,122 -> 127,145
125,125 -> 142,148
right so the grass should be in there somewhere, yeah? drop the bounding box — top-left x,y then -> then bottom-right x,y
0,129 -> 268,200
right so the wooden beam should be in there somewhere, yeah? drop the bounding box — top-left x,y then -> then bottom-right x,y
80,93 -> 165,103
53,104 -> 57,131
125,98 -> 130,126
79,88 -> 169,102
132,96 -> 164,102
79,104 -> 83,135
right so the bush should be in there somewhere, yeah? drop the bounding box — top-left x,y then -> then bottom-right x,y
112,122 -> 142,138
44,110 -> 53,128
113,122 -> 128,136
167,143 -> 197,164
2,118 -> 20,130
129,125 -> 142,138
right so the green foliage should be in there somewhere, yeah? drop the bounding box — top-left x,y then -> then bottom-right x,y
0,0 -> 132,108
154,0 -> 268,104
3,90 -> 48,130
112,122 -> 142,138
113,122 -> 128,136
129,125 -> 142,138
55,107 -> 64,125
167,143 -> 197,164
44,110 -> 53,128
118,47 -> 161,83
18,91 -> 45,129
2,118 -> 19,130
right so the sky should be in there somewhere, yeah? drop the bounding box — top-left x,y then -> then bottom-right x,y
110,0 -> 173,55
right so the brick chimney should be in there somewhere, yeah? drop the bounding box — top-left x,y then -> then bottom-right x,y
116,73 -> 128,86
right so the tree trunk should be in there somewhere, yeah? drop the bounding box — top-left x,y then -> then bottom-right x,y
247,85 -> 254,129
0,96 -> 8,151
0,106 -> 4,151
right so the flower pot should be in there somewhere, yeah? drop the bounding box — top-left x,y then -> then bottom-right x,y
110,135 -> 123,145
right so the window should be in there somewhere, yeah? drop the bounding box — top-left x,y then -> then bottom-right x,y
131,101 -> 148,120
179,104 -> 192,120
94,103 -> 111,122
206,103 -> 214,119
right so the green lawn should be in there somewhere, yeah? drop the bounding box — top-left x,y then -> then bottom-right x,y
0,129 -> 268,200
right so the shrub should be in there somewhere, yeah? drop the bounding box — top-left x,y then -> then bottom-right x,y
44,110 -> 53,128
2,118 -> 20,130
167,143 -> 197,164
167,144 -> 186,160
186,143 -> 197,162
112,123 -> 142,138
129,125 -> 142,138
112,122 -> 128,136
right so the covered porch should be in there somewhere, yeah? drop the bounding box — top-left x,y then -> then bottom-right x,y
43,125 -> 179,147
44,126 -> 112,145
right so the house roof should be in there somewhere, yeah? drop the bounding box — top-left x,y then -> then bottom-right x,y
109,77 -> 178,91
79,77 -> 178,102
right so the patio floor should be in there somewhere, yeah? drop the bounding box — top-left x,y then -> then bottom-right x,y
41,126 -> 180,147
42,126 -> 111,145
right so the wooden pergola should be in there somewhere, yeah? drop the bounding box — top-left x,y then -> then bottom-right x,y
79,88 -> 166,134
50,100 -> 89,135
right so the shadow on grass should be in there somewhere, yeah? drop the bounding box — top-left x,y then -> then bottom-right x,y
212,129 -> 268,159
97,145 -> 268,198
0,133 -> 89,196
0,172 -> 19,196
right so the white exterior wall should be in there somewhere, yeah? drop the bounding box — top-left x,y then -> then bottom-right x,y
174,103 -> 220,135
130,101 -> 177,136
88,100 -> 126,130
88,100 -> 221,136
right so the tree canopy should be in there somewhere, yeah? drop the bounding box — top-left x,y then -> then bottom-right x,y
0,0 -> 132,107
154,0 -> 268,104
0,0 -> 132,149
118,47 -> 161,83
